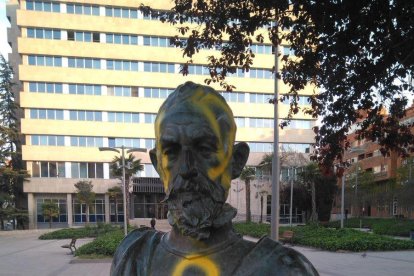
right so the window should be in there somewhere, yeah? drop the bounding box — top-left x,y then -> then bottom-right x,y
70,136 -> 103,147
28,55 -> 62,67
250,93 -> 271,104
144,113 -> 156,123
68,57 -> 101,69
71,162 -> 104,179
234,117 -> 246,128
143,87 -> 174,98
69,110 -> 102,121
67,31 -> 99,43
26,1 -> 60,12
31,135 -> 64,146
107,86 -> 138,97
143,36 -> 173,47
249,118 -> 273,128
66,3 -> 100,16
32,162 -> 65,178
29,82 -> 62,93
282,45 -> 295,56
106,33 -> 138,45
142,10 -> 167,21
68,84 -> 102,95
36,198 -> 67,223
107,60 -> 138,71
220,92 -> 245,103
187,64 -> 209,75
30,109 -> 63,120
248,142 -> 274,153
227,68 -> 245,78
105,6 -> 139,18
250,44 -> 272,54
27,28 -> 60,40
249,68 -> 273,79
284,119 -> 314,129
107,112 -> 140,123
144,62 -> 175,73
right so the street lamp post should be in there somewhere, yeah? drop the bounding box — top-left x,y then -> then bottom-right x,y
99,146 -> 146,236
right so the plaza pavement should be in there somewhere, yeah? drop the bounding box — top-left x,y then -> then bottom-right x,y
0,224 -> 413,276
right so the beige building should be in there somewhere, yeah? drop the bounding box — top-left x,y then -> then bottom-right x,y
6,0 -> 316,228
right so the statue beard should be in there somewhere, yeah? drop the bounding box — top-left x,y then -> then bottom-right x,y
166,173 -> 236,240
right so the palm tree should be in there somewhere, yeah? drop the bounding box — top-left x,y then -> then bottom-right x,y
107,186 -> 122,223
110,154 -> 143,223
74,180 -> 95,224
240,167 -> 255,222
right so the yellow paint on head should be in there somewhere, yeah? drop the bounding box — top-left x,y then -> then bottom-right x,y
186,90 -> 236,192
154,111 -> 171,191
172,255 -> 220,276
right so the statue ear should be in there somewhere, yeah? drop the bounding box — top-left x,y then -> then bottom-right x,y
149,148 -> 158,170
231,142 -> 250,179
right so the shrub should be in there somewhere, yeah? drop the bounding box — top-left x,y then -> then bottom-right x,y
39,223 -> 120,240
292,225 -> 414,251
75,230 -> 124,257
324,218 -> 414,237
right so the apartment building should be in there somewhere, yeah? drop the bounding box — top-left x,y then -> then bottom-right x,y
6,0 -> 316,228
332,106 -> 414,219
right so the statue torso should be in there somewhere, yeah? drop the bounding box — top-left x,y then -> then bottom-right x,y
111,228 -> 319,276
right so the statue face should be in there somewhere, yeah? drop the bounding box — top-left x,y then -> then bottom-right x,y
155,106 -> 230,203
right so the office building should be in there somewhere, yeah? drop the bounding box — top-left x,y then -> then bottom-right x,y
6,0 -> 316,228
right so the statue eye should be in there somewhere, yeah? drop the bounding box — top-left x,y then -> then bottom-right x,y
163,143 -> 180,157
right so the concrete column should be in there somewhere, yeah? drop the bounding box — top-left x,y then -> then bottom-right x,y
27,193 -> 35,229
105,193 -> 110,223
67,193 -> 73,227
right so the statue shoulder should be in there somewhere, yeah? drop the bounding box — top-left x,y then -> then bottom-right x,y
234,237 -> 319,276
110,228 -> 163,276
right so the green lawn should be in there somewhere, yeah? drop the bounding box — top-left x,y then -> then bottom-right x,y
234,222 -> 414,252
324,218 -> 414,237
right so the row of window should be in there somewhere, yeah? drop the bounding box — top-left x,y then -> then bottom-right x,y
28,108 -> 314,129
26,27 -> 292,55
36,198 -> 113,224
28,55 -> 275,78
109,138 -> 155,149
247,142 -> 312,153
32,161 -> 104,179
27,82 -> 311,103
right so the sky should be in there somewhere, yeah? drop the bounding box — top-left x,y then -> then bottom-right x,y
0,0 -> 11,60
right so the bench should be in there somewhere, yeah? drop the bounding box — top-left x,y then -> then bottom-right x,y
280,230 -> 294,245
61,238 -> 77,254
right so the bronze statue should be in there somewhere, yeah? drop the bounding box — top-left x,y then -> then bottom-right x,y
111,82 -> 319,275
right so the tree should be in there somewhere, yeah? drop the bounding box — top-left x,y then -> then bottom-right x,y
0,55 -> 28,228
141,1 -> 414,166
299,163 -> 319,222
107,186 -> 122,223
41,201 -> 59,229
74,180 -> 95,224
239,167 -> 255,222
110,154 -> 143,222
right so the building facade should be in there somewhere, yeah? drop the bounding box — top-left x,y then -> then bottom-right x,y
6,0 -> 316,228
332,106 -> 414,220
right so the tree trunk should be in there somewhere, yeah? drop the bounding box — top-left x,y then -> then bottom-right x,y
86,204 -> 90,223
114,198 -> 118,223
260,196 -> 263,223
49,216 -> 52,229
245,180 -> 251,222
310,182 -> 318,222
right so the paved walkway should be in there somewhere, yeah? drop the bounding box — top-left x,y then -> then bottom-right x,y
1,228 -> 413,276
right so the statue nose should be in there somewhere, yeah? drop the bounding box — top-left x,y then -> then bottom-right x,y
179,150 -> 198,179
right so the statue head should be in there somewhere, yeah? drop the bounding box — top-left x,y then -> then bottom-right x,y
150,82 -> 249,239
